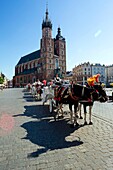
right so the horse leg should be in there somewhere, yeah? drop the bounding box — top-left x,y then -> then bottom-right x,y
83,104 -> 87,125
55,100 -> 60,119
73,103 -> 79,126
79,103 -> 83,119
69,104 -> 74,128
89,106 -> 93,125
59,103 -> 64,118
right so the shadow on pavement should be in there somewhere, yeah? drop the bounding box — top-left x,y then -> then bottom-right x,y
23,91 -> 42,102
17,104 -> 84,158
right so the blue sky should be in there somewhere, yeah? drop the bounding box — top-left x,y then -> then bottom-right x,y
0,0 -> 113,80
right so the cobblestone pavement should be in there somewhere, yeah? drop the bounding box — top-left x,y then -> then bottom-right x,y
0,88 -> 113,170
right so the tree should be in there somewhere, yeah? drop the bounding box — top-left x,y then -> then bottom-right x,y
0,77 -> 4,84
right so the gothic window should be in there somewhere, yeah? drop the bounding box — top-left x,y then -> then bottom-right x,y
20,77 -> 23,84
25,64 -> 28,69
19,66 -> 21,73
42,41 -> 44,47
45,30 -> 48,37
55,59 -> 59,69
29,63 -> 31,69
60,43 -> 64,48
17,77 -> 19,83
24,76 -> 27,83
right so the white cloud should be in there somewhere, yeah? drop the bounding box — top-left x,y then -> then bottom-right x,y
94,30 -> 102,38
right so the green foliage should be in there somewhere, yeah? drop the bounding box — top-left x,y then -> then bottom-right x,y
0,77 -> 4,84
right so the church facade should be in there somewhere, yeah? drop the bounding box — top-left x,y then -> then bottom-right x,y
13,7 -> 66,87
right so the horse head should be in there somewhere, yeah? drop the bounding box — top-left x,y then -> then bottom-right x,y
93,85 -> 108,102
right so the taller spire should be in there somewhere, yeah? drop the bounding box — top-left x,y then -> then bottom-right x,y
42,3 -> 52,29
46,2 -> 48,21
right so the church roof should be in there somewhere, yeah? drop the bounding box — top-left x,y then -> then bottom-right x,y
17,50 -> 40,65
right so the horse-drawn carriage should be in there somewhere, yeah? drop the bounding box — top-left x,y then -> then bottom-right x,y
25,82 -> 43,100
42,82 -> 108,127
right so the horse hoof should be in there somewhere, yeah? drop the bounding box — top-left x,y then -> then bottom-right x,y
80,116 -> 83,119
76,122 -> 79,127
70,124 -> 74,128
84,122 -> 87,125
89,122 -> 93,125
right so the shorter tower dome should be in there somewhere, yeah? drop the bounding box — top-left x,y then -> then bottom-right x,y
56,27 -> 65,41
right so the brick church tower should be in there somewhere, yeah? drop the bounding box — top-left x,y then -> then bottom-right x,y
40,6 -> 66,80
13,5 -> 66,87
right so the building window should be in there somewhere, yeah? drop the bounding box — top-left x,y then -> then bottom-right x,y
55,59 -> 59,69
24,76 -> 27,83
17,77 -> 19,83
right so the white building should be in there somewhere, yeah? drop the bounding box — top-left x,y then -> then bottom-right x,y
105,65 -> 113,86
73,62 -> 106,85
91,63 -> 105,83
73,62 -> 92,85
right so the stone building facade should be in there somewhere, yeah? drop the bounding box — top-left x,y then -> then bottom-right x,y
73,62 -> 105,85
105,64 -> 113,86
13,7 -> 66,87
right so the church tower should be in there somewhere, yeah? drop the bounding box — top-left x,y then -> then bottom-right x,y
40,5 -> 54,80
40,5 -> 66,80
54,27 -> 66,77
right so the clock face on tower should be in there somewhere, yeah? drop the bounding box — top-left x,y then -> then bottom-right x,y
45,29 -> 48,36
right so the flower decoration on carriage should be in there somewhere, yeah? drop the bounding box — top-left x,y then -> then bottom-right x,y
87,74 -> 100,86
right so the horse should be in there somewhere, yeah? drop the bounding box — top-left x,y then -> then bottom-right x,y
51,83 -> 107,127
79,84 -> 108,125
48,84 -> 79,124
30,82 -> 43,100
25,83 -> 32,92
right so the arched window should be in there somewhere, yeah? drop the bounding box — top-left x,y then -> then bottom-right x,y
55,59 -> 59,69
